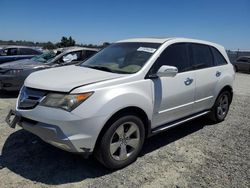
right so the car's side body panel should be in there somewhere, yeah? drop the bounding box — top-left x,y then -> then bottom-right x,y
151,71 -> 196,128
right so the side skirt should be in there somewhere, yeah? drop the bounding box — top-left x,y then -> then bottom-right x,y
151,110 -> 210,134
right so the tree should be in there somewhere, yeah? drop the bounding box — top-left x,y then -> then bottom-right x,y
43,41 -> 56,50
59,36 -> 76,47
68,36 -> 75,46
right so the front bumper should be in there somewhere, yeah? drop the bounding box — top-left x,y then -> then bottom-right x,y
14,105 -> 107,154
19,117 -> 83,153
0,74 -> 25,91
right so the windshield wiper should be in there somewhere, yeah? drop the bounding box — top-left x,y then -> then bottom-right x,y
83,65 -> 114,73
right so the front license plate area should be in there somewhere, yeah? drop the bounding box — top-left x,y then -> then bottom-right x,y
5,109 -> 21,128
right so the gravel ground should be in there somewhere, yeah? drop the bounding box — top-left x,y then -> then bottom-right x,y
0,73 -> 249,188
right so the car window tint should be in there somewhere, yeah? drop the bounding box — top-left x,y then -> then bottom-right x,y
85,50 -> 97,59
0,49 -> 7,56
7,48 -> 18,55
191,43 -> 213,69
30,49 -> 41,55
152,43 -> 191,73
19,48 -> 39,55
237,57 -> 248,63
211,47 -> 228,65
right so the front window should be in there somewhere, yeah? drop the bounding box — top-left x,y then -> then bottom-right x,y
80,42 -> 161,74
31,51 -> 57,63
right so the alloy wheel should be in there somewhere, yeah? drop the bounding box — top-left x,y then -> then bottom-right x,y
109,122 -> 140,161
217,94 -> 229,119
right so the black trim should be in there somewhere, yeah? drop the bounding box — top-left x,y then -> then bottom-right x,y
145,42 -> 229,79
151,110 -> 210,135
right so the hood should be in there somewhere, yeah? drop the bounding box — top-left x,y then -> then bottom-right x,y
0,59 -> 46,70
25,65 -> 125,92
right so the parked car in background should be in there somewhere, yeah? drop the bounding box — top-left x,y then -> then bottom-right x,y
5,38 -> 234,169
0,46 -> 42,64
0,47 -> 98,91
233,56 -> 250,72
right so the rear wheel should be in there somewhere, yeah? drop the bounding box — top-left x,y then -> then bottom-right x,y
208,90 -> 231,122
95,115 -> 145,169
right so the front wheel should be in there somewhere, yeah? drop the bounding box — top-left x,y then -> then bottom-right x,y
208,91 -> 231,122
95,115 -> 145,169
234,65 -> 238,72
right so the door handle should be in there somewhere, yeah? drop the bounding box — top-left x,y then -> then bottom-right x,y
184,77 -> 193,86
216,71 -> 221,77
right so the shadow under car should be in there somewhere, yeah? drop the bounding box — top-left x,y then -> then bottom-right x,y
0,117 -> 214,185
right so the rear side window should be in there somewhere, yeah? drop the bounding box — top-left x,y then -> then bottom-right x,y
84,50 -> 97,59
211,47 -> 228,65
151,43 -> 191,73
61,51 -> 82,63
19,48 -> 40,55
7,48 -> 18,55
191,44 -> 213,69
236,57 -> 250,63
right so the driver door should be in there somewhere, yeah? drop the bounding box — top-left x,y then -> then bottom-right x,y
151,43 -> 196,128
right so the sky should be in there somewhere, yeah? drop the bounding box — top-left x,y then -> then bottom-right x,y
0,0 -> 249,50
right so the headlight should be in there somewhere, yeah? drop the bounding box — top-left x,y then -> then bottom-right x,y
7,69 -> 23,75
40,92 -> 93,111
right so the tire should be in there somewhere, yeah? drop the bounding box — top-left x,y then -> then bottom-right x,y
95,115 -> 145,169
234,65 -> 238,72
208,90 -> 231,123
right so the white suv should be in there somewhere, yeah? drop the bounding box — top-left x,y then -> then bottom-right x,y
6,38 -> 235,169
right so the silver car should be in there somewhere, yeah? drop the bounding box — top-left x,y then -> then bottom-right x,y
6,38 -> 235,169
0,47 -> 98,91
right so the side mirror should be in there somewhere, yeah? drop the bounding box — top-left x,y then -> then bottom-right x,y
156,65 -> 178,77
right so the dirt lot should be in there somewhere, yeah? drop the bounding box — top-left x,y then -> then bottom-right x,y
0,73 -> 249,188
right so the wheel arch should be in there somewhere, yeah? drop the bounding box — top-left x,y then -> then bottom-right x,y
93,106 -> 151,152
217,85 -> 233,104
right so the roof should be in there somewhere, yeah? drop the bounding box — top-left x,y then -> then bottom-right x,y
117,38 -> 173,43
116,37 -> 224,49
2,45 -> 38,49
57,46 -> 99,53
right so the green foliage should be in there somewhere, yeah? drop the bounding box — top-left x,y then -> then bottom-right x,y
0,38 -> 110,50
57,36 -> 76,48
43,41 -> 56,50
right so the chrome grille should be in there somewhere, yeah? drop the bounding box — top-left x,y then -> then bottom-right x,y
18,87 -> 47,109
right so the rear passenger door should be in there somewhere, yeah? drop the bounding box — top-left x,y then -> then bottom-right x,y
151,43 -> 196,128
190,43 -> 224,112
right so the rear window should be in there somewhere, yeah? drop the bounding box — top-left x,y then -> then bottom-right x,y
211,47 -> 228,65
191,43 -> 213,69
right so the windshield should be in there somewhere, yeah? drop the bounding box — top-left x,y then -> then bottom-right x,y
80,42 -> 161,74
31,51 -> 57,63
